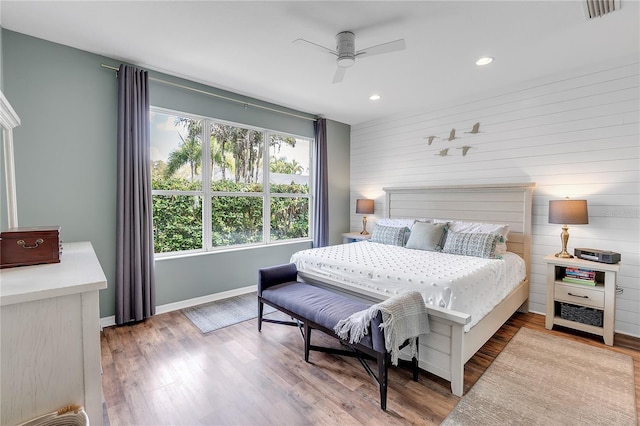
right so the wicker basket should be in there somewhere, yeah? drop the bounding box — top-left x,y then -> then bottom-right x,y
18,407 -> 89,426
560,303 -> 603,327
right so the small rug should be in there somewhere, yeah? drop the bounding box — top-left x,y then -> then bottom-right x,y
442,327 -> 637,426
182,292 -> 276,334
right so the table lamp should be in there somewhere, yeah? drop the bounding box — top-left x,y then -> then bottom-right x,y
355,199 -> 374,235
548,198 -> 589,258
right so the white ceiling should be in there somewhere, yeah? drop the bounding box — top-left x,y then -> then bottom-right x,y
1,1 -> 639,125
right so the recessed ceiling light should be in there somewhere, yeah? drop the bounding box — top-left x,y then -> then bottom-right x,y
369,94 -> 381,101
476,57 -> 494,66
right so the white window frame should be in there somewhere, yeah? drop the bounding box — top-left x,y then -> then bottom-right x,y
151,107 -> 313,257
1,90 -> 22,228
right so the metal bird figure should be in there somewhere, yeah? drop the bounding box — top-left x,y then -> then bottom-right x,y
465,122 -> 481,134
445,128 -> 457,141
457,146 -> 474,156
424,135 -> 438,145
436,148 -> 450,156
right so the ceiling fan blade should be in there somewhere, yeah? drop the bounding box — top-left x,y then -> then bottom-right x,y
293,38 -> 337,56
356,38 -> 406,58
332,66 -> 347,84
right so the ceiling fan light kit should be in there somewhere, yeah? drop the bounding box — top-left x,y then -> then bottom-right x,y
336,31 -> 356,68
294,30 -> 406,83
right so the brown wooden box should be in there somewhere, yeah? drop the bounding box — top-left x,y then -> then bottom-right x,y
0,226 -> 61,269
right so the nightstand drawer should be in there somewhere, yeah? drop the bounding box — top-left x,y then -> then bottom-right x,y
555,284 -> 604,309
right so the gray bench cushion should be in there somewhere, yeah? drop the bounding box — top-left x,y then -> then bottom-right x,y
262,282 -> 375,347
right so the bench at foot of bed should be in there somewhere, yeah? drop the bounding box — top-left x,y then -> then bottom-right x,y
257,262 -> 418,411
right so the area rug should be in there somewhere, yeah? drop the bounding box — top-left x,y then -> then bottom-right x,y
182,292 -> 276,334
442,327 -> 637,426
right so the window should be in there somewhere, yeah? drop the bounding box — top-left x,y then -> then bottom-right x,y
150,109 -> 312,255
269,134 -> 310,242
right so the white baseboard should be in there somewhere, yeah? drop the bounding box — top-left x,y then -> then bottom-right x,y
100,316 -> 115,329
100,285 -> 257,329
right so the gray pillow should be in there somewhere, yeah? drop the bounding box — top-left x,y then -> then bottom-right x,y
442,232 -> 502,259
370,225 -> 407,246
405,222 -> 447,251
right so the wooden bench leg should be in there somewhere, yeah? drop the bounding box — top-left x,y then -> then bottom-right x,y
304,322 -> 311,362
258,300 -> 264,332
378,352 -> 389,411
412,337 -> 420,381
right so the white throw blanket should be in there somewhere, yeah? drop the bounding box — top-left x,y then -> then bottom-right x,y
334,291 -> 430,365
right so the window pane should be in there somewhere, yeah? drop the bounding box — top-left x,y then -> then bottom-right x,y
150,106 -> 313,255
210,123 -> 263,190
211,196 -> 263,246
270,197 -> 309,241
153,195 -> 203,253
151,112 -> 203,190
269,135 -> 309,194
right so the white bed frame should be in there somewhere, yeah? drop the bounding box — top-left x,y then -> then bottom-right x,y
298,182 -> 535,396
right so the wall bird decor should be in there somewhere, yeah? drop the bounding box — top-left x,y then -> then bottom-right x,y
465,122 -> 481,134
457,146 -> 474,156
434,122 -> 481,157
424,135 -> 438,145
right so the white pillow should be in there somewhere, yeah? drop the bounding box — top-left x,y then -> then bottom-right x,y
413,218 -> 433,225
376,218 -> 417,229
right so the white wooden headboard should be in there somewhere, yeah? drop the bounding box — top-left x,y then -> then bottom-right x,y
384,182 -> 536,276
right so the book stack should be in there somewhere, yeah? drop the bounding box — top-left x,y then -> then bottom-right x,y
562,267 -> 596,286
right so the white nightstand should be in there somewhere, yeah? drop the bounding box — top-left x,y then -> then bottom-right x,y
544,254 -> 620,346
342,232 -> 371,243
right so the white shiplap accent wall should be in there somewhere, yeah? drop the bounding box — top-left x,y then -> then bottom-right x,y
350,57 -> 640,337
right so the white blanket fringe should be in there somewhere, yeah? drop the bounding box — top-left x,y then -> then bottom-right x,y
334,291 -> 430,365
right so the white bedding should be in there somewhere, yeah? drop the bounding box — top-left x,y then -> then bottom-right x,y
290,241 -> 526,331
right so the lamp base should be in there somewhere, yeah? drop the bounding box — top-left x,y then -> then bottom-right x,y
360,216 -> 370,235
555,224 -> 573,258
554,250 -> 574,258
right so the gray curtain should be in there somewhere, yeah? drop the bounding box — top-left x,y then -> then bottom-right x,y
116,64 -> 156,324
313,118 -> 329,247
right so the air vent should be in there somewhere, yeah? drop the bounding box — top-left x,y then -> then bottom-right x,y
584,0 -> 621,19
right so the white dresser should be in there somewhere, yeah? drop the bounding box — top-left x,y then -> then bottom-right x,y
1,242 -> 107,426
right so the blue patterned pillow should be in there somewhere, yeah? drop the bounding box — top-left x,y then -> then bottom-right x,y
442,232 -> 502,258
370,225 -> 407,246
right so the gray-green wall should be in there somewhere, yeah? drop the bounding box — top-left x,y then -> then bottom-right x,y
1,23 -> 4,89
1,30 -> 350,318
326,120 -> 350,245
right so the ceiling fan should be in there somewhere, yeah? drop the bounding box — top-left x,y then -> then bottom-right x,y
293,31 -> 406,83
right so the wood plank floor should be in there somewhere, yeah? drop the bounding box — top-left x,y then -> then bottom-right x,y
101,310 -> 640,425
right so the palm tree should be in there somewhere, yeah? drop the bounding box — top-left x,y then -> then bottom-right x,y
209,133 -> 234,181
163,118 -> 204,181
165,132 -> 202,181
270,157 -> 304,174
208,125 -> 299,184
287,159 -> 304,175
210,124 -> 263,183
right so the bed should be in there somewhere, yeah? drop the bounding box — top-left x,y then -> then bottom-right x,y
291,182 -> 535,396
